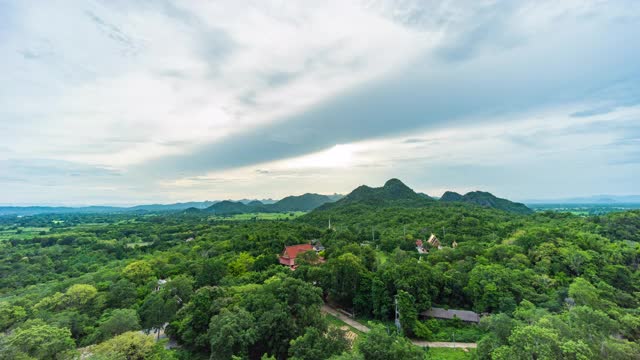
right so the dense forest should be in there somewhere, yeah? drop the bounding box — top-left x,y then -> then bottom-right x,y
0,180 -> 639,359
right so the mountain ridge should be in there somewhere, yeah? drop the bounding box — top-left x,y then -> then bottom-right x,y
311,179 -> 533,215
440,190 -> 533,214
205,193 -> 336,215
317,178 -> 434,210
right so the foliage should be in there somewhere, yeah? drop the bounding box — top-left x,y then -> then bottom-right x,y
0,321 -> 76,359
355,325 -> 424,360
1,202 -> 639,360
90,331 -> 176,360
289,326 -> 350,360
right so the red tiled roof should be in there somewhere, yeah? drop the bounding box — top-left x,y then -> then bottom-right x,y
281,244 -> 314,259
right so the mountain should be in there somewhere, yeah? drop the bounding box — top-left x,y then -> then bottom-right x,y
0,194 -> 335,216
128,201 -> 217,211
440,191 -> 464,202
318,178 -> 434,210
239,198 -> 277,205
418,192 -> 433,199
440,190 -> 533,214
0,206 -> 125,216
270,193 -> 334,212
206,201 -> 251,215
204,193 -> 337,214
0,201 -> 218,216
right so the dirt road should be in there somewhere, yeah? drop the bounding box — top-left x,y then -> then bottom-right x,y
321,304 -> 477,349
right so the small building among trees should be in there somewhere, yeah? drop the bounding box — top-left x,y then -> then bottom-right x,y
427,234 -> 442,249
279,244 -> 324,269
415,239 -> 428,254
421,307 -> 481,323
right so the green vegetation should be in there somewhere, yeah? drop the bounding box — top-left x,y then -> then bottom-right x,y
440,191 -> 533,215
0,179 -> 639,359
211,211 -> 306,221
0,226 -> 50,241
530,203 -> 640,215
424,347 -> 475,360
205,193 -> 336,215
430,322 -> 484,342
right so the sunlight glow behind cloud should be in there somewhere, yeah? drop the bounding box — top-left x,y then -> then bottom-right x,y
0,0 -> 639,205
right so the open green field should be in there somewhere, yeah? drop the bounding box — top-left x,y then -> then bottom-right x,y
325,314 -> 366,336
530,203 -> 640,215
210,211 -> 306,221
423,347 -> 476,359
0,226 -> 49,241
327,313 -> 474,359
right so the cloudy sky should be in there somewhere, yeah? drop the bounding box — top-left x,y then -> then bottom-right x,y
1,0 -> 639,205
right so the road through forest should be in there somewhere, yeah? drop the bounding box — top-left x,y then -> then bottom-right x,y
320,304 -> 478,349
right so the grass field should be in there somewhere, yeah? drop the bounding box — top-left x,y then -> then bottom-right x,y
327,314 -> 475,359
325,314 -> 366,336
423,347 -> 476,359
210,212 -> 306,221
0,227 -> 50,241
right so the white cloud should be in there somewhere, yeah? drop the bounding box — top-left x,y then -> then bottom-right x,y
165,103 -> 640,201
0,0 -> 430,169
1,0 -> 639,204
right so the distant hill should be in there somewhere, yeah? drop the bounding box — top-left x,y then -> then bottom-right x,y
0,201 -> 217,216
440,190 -> 533,214
418,192 -> 433,199
204,193 -> 337,215
525,194 -> 640,204
0,205 -> 131,216
0,194 -> 337,216
440,191 -> 464,202
308,179 -> 532,215
270,193 -> 334,212
238,198 -> 277,205
206,200 -> 252,215
1,184 -> 535,217
128,201 -> 217,211
318,178 -> 434,210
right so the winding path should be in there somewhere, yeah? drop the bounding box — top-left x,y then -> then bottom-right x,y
321,304 -> 477,349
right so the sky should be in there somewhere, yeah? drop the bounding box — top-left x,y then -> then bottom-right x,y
1,0 -> 639,206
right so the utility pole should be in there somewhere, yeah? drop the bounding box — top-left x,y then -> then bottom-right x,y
328,216 -> 331,230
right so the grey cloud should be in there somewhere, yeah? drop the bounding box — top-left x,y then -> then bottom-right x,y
1,159 -> 121,178
402,138 -> 432,144
434,2 -> 523,62
156,1 -> 236,74
0,175 -> 27,183
157,69 -> 188,79
19,49 -> 40,59
371,0 -> 524,62
507,135 -> 538,149
570,107 -> 615,118
266,71 -> 299,88
608,151 -> 640,165
136,11 -> 640,178
84,10 -> 137,52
